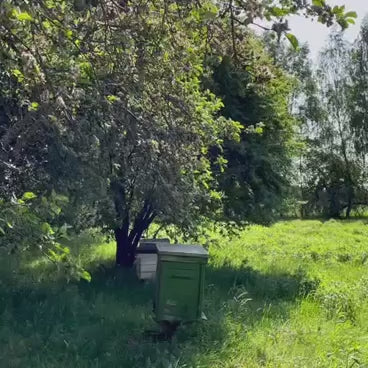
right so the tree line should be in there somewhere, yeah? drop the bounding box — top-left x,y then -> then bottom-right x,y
270,19 -> 368,219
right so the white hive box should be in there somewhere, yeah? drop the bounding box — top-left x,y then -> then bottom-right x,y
135,239 -> 170,281
136,253 -> 158,281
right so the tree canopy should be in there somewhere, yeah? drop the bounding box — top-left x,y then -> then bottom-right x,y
0,0 -> 358,267
272,19 -> 368,218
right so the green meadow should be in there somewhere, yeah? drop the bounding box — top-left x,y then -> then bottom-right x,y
1,220 -> 368,367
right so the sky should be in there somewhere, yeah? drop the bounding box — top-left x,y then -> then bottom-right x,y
288,0 -> 368,59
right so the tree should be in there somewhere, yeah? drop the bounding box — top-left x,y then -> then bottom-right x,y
0,0 -> 356,266
0,0 -> 239,267
0,191 -> 91,281
313,32 -> 356,217
205,36 -> 298,224
349,17 -> 368,164
290,28 -> 368,218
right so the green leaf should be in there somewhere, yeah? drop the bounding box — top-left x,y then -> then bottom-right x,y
255,126 -> 264,134
269,6 -> 289,17
28,102 -> 39,112
210,190 -> 222,200
331,5 -> 346,18
13,10 -> 33,22
48,249 -> 58,261
106,95 -> 119,104
65,29 -> 73,40
42,20 -> 52,29
50,202 -> 62,215
55,243 -> 70,254
347,18 -> 356,24
286,33 -> 299,50
0,227 -> 5,236
45,0 -> 56,9
41,222 -> 54,235
22,192 -> 37,200
50,190 -> 65,201
81,270 -> 91,282
11,69 -> 24,82
7,222 -> 13,229
345,11 -> 358,19
312,0 -> 324,7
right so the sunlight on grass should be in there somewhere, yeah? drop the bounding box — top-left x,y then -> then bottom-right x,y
1,220 -> 368,367
88,239 -> 116,263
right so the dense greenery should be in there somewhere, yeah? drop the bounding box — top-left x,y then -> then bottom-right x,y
1,0 -> 235,266
207,47 -> 296,224
1,2 -> 368,366
1,220 -> 368,367
0,0 -> 359,265
293,21 -> 368,218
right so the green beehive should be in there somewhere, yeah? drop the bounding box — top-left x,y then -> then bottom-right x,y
154,244 -> 209,323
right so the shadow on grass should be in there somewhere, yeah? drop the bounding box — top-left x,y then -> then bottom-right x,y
0,260 -> 318,368
207,264 -> 319,302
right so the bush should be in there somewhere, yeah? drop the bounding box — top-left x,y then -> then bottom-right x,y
0,192 -> 90,282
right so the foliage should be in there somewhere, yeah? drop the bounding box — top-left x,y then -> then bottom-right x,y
349,17 -> 368,159
0,0 -> 239,265
0,191 -> 90,281
216,0 -> 357,50
205,36 -> 298,225
1,220 -> 368,366
301,30 -> 368,218
268,20 -> 368,219
0,0 -> 358,266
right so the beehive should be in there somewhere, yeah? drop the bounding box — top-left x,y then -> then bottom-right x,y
135,239 -> 170,280
154,244 -> 209,322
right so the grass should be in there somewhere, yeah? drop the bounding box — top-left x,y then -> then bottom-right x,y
1,220 -> 368,367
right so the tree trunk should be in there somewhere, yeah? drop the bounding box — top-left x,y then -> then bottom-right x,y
115,228 -> 135,267
114,201 -> 156,268
346,200 -> 352,218
346,186 -> 354,219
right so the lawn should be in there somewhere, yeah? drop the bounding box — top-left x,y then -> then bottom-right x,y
1,220 -> 368,367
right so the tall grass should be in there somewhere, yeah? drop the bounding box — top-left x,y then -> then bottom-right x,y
1,220 -> 368,367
